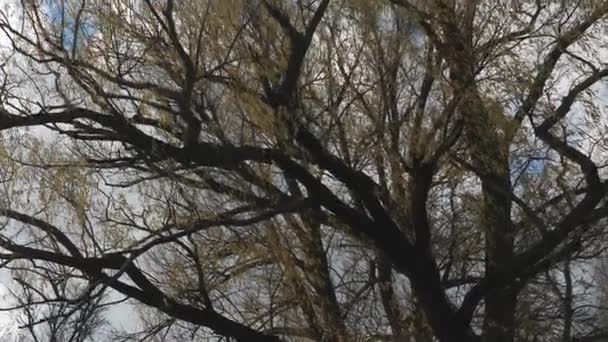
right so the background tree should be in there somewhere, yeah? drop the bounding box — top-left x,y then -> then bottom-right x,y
0,0 -> 606,341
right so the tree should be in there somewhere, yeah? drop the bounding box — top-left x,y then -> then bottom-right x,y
0,0 -> 606,341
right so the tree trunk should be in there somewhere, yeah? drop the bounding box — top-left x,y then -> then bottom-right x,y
461,87 -> 518,342
481,172 -> 517,342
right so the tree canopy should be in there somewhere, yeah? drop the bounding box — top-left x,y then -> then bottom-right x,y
0,0 -> 607,341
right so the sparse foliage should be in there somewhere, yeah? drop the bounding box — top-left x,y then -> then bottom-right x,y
0,1 -> 606,341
